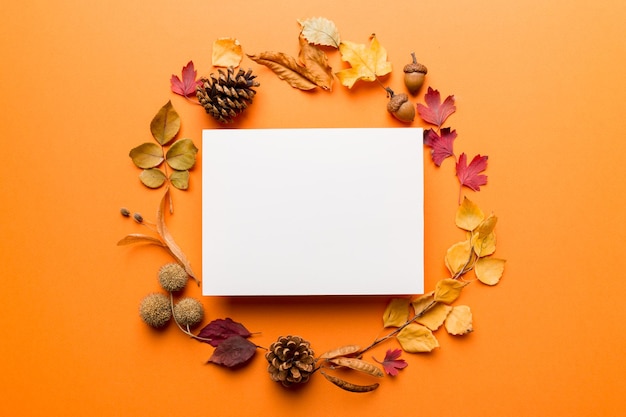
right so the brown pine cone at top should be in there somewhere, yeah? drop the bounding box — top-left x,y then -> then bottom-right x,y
266,335 -> 316,387
196,67 -> 260,123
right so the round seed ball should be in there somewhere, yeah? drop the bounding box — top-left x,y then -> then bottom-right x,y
173,297 -> 204,328
158,263 -> 188,292
139,293 -> 171,328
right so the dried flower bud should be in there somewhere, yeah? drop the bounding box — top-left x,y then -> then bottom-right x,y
120,207 -> 131,217
173,297 -> 204,328
133,213 -> 144,223
139,293 -> 172,328
158,263 -> 188,292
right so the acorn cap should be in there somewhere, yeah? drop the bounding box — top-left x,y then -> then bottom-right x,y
387,93 -> 409,113
404,61 -> 427,74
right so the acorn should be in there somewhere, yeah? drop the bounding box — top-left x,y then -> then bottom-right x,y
386,89 -> 415,123
403,52 -> 427,95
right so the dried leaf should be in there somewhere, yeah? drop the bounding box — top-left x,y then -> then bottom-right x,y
170,61 -> 202,97
169,170 -> 189,190
298,17 -> 341,47
129,143 -> 164,169
150,101 -> 181,146
416,87 -> 456,128
396,323 -> 439,353
116,233 -> 166,247
445,305 -> 473,335
472,215 -> 498,256
335,35 -> 392,88
139,168 -> 167,188
297,34 -> 333,90
457,153 -> 488,192
319,345 -> 361,360
197,318 -> 253,347
445,239 -> 473,276
165,138 -> 198,170
321,371 -> 379,393
373,349 -> 408,376
456,197 -> 485,232
411,291 -> 435,316
330,357 -> 383,378
208,335 -> 257,367
434,278 -> 469,304
212,37 -> 243,68
475,257 -> 505,285
423,128 -> 457,167
247,52 -> 318,90
416,303 -> 452,331
382,298 -> 410,328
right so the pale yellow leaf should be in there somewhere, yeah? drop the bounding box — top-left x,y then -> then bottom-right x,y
445,239 -> 473,276
396,323 -> 439,353
434,278 -> 469,304
382,298 -> 410,328
472,230 -> 496,257
475,257 -> 505,285
336,35 -> 392,88
416,303 -> 452,331
298,17 -> 341,47
456,197 -> 484,231
139,168 -> 166,188
212,37 -> 243,68
169,170 -> 189,190
445,305 -> 473,335
411,291 -> 435,316
329,357 -> 383,378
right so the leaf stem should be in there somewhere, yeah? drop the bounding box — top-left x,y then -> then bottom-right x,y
169,293 -> 212,343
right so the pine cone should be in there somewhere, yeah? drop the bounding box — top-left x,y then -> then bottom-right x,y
266,335 -> 316,387
196,67 -> 259,123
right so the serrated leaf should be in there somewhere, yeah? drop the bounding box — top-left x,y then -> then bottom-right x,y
336,35 -> 392,88
150,101 -> 180,146
139,168 -> 167,188
416,87 -> 456,128
475,257 -> 505,285
166,139 -> 198,170
445,305 -> 473,335
396,323 -> 439,353
298,17 -> 340,47
208,335 -> 256,367
169,170 -> 190,190
416,303 -> 452,331
434,278 -> 469,304
247,52 -> 318,90
212,37 -> 243,67
382,298 -> 410,328
129,143 -> 164,169
445,239 -> 473,276
373,349 -> 408,376
170,61 -> 202,97
456,197 -> 485,231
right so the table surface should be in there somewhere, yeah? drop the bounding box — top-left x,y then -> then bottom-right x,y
1,1 -> 625,416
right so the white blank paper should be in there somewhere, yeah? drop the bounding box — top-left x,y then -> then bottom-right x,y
202,128 -> 423,296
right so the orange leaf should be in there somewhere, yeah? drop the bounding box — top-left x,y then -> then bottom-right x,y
297,34 -> 333,90
247,52 -> 318,90
212,37 -> 243,68
335,35 -> 392,88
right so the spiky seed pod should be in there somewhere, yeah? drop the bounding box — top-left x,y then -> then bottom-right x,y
158,263 -> 188,292
266,335 -> 316,387
196,67 -> 260,123
173,297 -> 204,328
139,293 -> 171,328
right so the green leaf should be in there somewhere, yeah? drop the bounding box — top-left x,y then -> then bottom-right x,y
150,100 -> 181,145
170,170 -> 190,190
129,143 -> 164,169
166,139 -> 198,170
139,168 -> 167,188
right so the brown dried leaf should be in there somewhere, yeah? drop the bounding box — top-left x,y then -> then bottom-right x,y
129,143 -> 164,169
150,100 -> 180,146
212,37 -> 243,68
116,233 -> 166,247
416,303 -> 452,331
329,357 -> 383,378
298,17 -> 341,47
434,278 -> 469,304
382,298 -> 410,328
321,371 -> 379,393
247,52 -> 318,90
319,345 -> 361,360
139,168 -> 167,188
297,34 -> 333,90
475,257 -> 506,285
396,323 -> 439,353
445,305 -> 473,335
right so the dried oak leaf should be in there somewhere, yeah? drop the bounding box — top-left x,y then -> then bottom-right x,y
212,37 -> 243,68
335,35 -> 392,88
445,305 -> 473,335
170,62 -> 202,98
417,87 -> 456,128
457,153 -> 488,192
197,318 -> 252,347
150,100 -> 181,146
396,323 -> 439,353
455,197 -> 485,232
382,298 -> 410,328
423,128 -> 457,167
373,349 -> 408,376
298,17 -> 340,47
475,257 -> 506,285
208,335 -> 257,368
248,51 -> 318,90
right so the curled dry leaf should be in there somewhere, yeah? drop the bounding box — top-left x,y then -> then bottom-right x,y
475,257 -> 506,285
298,17 -> 341,47
150,100 -> 181,146
321,371 -> 379,393
416,303 -> 452,331
212,37 -> 243,68
329,357 -> 383,378
445,305 -> 473,335
297,34 -> 333,90
445,239 -> 473,276
248,51 -> 318,90
117,233 -> 166,247
139,168 -> 167,189
319,345 -> 361,360
336,35 -> 392,88
456,197 -> 485,232
434,278 -> 469,304
396,323 -> 439,353
382,298 -> 410,328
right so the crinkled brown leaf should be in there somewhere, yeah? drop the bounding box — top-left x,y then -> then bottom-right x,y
475,257 -> 506,285
165,138 -> 198,170
382,298 -> 410,328
434,278 -> 469,304
116,233 -> 166,247
298,17 -> 341,47
456,197 -> 485,232
445,239 -> 473,276
445,305 -> 473,335
208,335 -> 257,367
396,323 -> 439,353
139,168 -> 167,188
297,34 -> 333,90
169,170 -> 189,190
129,143 -> 164,169
416,303 -> 452,331
212,37 -> 243,68
197,318 -> 252,347
150,101 -> 180,146
247,52 -> 318,90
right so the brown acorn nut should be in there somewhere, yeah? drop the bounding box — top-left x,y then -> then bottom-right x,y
403,52 -> 427,95
387,92 -> 415,123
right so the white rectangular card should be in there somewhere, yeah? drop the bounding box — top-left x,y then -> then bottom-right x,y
202,128 -> 423,296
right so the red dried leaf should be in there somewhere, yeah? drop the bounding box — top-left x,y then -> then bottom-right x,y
197,318 -> 252,347
456,153 -> 488,191
170,61 -> 202,97
373,349 -> 408,376
417,87 -> 456,128
208,335 -> 257,368
424,128 -> 457,166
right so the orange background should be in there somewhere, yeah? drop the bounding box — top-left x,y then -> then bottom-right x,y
1,0 -> 625,416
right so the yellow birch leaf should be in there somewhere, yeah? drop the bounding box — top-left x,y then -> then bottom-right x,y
416,303 -> 452,331
411,291 -> 435,316
382,298 -> 410,328
335,35 -> 392,88
434,278 -> 469,304
298,17 -> 341,48
397,323 -> 439,353
212,37 -> 243,68
297,34 -> 333,90
445,239 -> 473,276
473,230 -> 496,257
475,257 -> 506,285
445,305 -> 473,335
456,197 -> 484,231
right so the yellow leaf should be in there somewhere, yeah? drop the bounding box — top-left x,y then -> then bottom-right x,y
139,168 -> 166,188
434,278 -> 469,304
165,138 -> 198,170
397,323 -> 439,353
416,303 -> 452,331
169,170 -> 189,190
212,37 -> 243,68
411,291 -> 435,316
472,215 -> 498,256
247,52 -> 318,90
150,100 -> 180,146
335,35 -> 392,88
456,197 -> 484,231
298,17 -> 340,48
297,34 -> 333,90
129,142 -> 164,169
382,298 -> 410,328
475,257 -> 505,285
445,239 -> 473,276
445,305 -> 473,335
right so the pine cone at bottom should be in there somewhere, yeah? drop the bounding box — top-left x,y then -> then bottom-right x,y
266,335 -> 316,387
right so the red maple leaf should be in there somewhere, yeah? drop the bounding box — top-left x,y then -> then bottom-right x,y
170,61 -> 202,97
373,349 -> 408,376
456,153 -> 488,192
417,87 -> 456,128
424,128 -> 457,166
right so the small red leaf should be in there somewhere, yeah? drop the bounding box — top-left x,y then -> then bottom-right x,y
456,153 -> 488,191
208,335 -> 257,368
417,87 -> 456,128
373,349 -> 408,376
171,61 -> 202,97
423,128 -> 457,166
197,318 -> 252,347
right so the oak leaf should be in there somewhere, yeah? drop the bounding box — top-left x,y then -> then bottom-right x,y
212,37 -> 243,68
396,323 -> 439,353
416,303 -> 452,331
445,305 -> 473,335
434,278 -> 469,304
207,335 -> 257,368
382,298 -> 410,328
373,349 -> 408,376
457,153 -> 488,192
445,239 -> 473,276
475,257 -> 505,285
298,17 -> 340,47
335,35 -> 392,88
197,318 -> 252,347
416,87 -> 456,128
423,128 -> 456,166
170,61 -> 202,97
248,51 -> 318,90
150,100 -> 181,146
